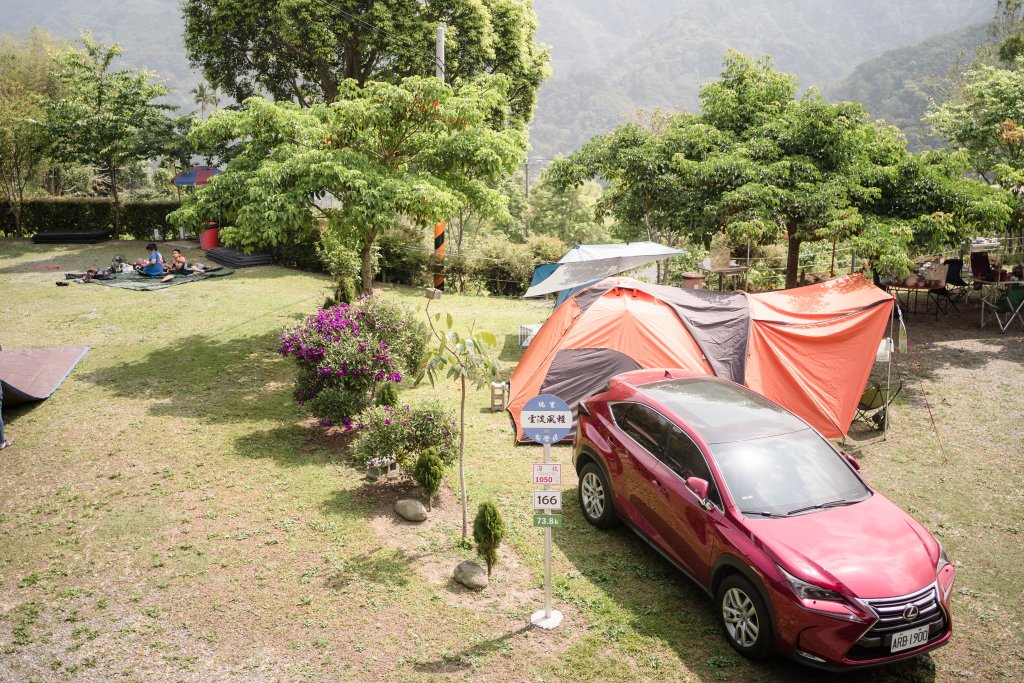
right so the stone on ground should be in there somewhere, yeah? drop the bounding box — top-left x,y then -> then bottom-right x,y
394,498 -> 428,522
454,559 -> 488,590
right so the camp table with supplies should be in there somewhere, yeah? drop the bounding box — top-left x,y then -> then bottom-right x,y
698,258 -> 749,291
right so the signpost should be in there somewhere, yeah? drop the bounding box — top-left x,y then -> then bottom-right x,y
523,394 -> 572,630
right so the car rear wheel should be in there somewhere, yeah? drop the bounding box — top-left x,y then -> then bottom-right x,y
578,462 -> 616,528
717,574 -> 773,659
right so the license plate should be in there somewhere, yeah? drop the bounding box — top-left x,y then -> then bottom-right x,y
890,625 -> 930,653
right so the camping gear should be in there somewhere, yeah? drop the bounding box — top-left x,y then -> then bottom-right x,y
508,274 -> 893,441
0,347 -> 89,407
204,246 -> 272,268
525,241 -> 685,305
80,267 -> 233,291
855,380 -> 904,429
943,258 -> 970,301
981,286 -> 1024,332
32,230 -> 110,244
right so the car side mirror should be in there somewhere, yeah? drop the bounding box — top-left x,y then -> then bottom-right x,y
685,476 -> 710,502
842,451 -> 861,470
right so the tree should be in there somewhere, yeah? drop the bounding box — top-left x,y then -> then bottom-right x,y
45,35 -> 177,235
472,501 -> 505,575
181,0 -> 549,128
189,81 -> 221,119
927,59 -> 1024,182
551,52 -> 1012,287
528,172 -> 612,245
0,32 -> 62,236
170,76 -> 525,294
417,301 -> 498,540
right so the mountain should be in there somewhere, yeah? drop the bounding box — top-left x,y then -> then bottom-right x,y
530,0 -> 995,159
825,24 -> 990,150
0,0 -> 198,111
0,0 -> 998,156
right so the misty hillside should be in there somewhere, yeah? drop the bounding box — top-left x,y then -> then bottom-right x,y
0,0 -> 998,157
530,0 -> 995,158
825,24 -> 990,151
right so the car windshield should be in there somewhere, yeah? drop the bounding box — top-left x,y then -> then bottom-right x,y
710,429 -> 871,516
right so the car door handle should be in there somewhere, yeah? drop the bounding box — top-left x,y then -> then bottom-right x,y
652,478 -> 667,492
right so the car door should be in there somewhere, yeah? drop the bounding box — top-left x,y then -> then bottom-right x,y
644,424 -> 723,585
609,402 -> 671,541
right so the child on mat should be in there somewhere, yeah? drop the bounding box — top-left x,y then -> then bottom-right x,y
166,249 -> 206,276
134,243 -> 165,276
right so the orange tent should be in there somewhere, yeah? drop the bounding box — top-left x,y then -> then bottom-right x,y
508,275 -> 892,441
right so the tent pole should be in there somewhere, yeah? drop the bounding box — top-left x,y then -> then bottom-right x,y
883,297 -> 895,440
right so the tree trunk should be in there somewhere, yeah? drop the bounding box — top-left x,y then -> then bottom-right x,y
459,373 -> 468,539
785,233 -> 802,290
359,239 -> 374,295
109,165 -> 121,239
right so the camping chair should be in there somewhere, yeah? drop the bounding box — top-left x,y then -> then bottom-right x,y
856,379 -> 903,430
925,263 -> 956,316
943,258 -> 970,302
970,251 -> 995,283
982,286 -> 1024,333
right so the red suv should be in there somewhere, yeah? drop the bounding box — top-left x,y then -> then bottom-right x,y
572,369 -> 955,670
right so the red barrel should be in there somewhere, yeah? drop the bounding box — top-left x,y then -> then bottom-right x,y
199,228 -> 220,249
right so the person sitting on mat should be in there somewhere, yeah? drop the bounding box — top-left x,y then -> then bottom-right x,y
166,249 -> 206,276
134,244 -> 165,277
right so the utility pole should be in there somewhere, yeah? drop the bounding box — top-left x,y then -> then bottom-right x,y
433,23 -> 446,290
523,161 -> 531,237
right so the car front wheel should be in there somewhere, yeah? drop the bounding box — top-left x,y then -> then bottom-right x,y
717,574 -> 773,659
578,462 -> 616,528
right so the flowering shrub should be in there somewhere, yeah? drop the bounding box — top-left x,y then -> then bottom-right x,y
351,400 -> 458,470
278,298 -> 427,425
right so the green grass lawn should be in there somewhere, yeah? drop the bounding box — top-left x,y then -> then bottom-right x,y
1,239 -> 1022,682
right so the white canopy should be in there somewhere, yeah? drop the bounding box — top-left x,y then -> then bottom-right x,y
523,241 -> 684,298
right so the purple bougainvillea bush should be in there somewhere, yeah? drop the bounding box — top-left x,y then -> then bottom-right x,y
278,297 -> 427,426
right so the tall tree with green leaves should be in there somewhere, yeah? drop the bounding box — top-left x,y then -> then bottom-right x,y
551,52 -> 1012,287
927,58 -> 1024,183
170,76 -> 525,294
45,34 -> 177,235
0,31 -> 62,236
181,0 -> 549,128
189,81 -> 221,119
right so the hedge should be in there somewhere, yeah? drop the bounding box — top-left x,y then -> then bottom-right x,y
0,198 -> 180,239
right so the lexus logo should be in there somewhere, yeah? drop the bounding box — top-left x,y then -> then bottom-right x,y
903,605 -> 920,621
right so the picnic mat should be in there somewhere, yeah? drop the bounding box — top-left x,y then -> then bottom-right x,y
0,346 -> 89,407
81,267 -> 234,291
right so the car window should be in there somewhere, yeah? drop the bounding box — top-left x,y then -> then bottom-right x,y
663,425 -> 722,508
611,403 -> 667,457
711,429 -> 871,516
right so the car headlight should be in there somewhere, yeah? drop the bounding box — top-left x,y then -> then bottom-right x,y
937,544 -> 951,572
779,566 -> 843,602
779,566 -> 869,622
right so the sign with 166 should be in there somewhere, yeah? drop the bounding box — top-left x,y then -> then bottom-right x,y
533,490 -> 562,511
